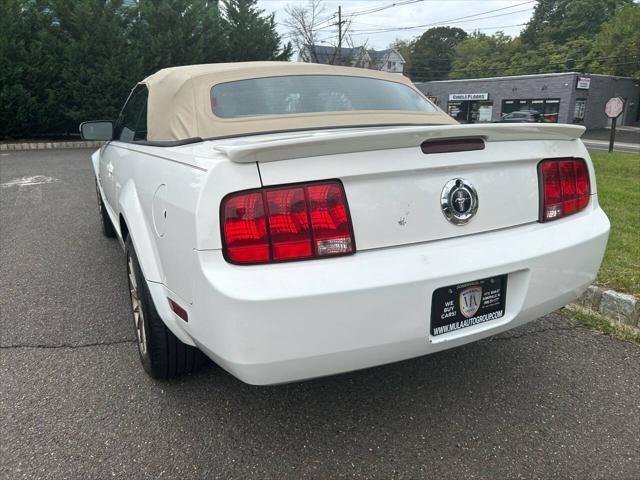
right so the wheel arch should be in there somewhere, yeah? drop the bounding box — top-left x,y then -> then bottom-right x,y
118,180 -> 164,284
119,184 -> 196,347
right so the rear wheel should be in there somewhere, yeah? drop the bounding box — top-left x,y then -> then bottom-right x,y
125,237 -> 206,379
96,181 -> 116,238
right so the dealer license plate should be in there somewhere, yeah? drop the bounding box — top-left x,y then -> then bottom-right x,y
430,274 -> 508,337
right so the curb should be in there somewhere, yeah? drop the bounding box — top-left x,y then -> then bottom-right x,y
574,285 -> 639,327
0,141 -> 104,151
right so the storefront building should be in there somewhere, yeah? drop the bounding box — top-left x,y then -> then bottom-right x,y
415,72 -> 639,129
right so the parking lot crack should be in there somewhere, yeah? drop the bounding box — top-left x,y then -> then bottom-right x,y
0,339 -> 135,350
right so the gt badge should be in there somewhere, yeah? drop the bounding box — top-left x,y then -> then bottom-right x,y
459,286 -> 482,318
441,178 -> 478,225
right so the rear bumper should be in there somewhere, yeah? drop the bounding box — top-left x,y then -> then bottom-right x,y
184,203 -> 609,385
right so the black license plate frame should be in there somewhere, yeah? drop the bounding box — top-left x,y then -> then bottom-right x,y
430,274 -> 508,337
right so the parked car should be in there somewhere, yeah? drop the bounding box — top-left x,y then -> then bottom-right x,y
81,62 -> 610,385
496,110 -> 543,123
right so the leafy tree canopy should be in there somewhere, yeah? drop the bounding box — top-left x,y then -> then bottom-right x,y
588,4 -> 640,78
409,26 -> 467,81
399,0 -> 638,81
520,0 -> 633,46
1,0 -> 292,138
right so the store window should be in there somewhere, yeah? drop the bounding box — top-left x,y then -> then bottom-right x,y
573,99 -> 586,123
447,100 -> 494,123
501,98 -> 560,123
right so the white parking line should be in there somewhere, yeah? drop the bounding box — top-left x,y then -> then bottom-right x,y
1,175 -> 59,188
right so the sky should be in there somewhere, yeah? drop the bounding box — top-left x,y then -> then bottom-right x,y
257,0 -> 536,52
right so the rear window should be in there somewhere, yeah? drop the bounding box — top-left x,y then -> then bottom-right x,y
210,75 -> 437,118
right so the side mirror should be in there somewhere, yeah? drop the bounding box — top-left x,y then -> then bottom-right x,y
79,120 -> 113,141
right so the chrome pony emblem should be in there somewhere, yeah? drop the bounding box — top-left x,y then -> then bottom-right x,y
441,178 -> 478,225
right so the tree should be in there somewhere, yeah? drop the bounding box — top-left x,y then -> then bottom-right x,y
520,0 -> 632,46
408,27 -> 467,81
134,0 -> 227,73
224,0 -> 292,61
1,0 -> 138,136
449,31 -> 515,79
284,0 -> 353,64
588,4 -> 640,78
1,0 -> 293,139
48,0 -> 142,130
449,32 -> 595,79
0,0 -> 42,137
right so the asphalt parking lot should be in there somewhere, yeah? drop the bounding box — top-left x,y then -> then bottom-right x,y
1,149 -> 639,479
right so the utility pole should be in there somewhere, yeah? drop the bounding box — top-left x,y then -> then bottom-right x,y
331,5 -> 347,65
337,5 -> 342,50
333,5 -> 347,65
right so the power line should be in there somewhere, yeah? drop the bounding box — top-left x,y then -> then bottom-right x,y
351,22 -> 527,36
348,6 -> 535,34
341,0 -> 426,18
353,0 -> 533,24
315,0 -> 427,33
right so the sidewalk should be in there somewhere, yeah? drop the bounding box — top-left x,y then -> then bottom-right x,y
583,127 -> 640,146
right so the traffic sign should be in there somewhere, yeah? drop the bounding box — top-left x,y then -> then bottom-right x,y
605,97 -> 624,118
605,97 -> 625,153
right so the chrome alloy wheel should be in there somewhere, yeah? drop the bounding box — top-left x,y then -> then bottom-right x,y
127,255 -> 148,356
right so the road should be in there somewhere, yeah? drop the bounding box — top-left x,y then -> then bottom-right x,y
1,149 -> 639,480
583,127 -> 640,154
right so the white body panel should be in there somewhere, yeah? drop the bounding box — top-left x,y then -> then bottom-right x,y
190,204 -> 608,384
94,124 -> 609,384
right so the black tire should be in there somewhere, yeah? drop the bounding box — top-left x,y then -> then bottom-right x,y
96,180 -> 116,238
125,237 -> 206,379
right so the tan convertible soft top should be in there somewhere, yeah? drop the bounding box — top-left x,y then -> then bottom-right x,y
141,62 -> 455,141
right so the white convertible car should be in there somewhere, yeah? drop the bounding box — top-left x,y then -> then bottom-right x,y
81,62 -> 610,384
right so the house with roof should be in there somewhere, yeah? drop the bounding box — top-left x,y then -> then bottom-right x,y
298,45 -> 405,74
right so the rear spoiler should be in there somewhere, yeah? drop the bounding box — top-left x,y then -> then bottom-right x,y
213,123 -> 586,164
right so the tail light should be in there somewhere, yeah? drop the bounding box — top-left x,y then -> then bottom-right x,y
221,180 -> 355,264
538,158 -> 590,222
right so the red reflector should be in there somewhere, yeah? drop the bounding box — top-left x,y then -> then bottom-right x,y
169,299 -> 188,322
221,181 -> 355,264
421,137 -> 485,154
539,158 -> 590,222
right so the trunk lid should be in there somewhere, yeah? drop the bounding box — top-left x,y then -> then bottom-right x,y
214,124 -> 587,251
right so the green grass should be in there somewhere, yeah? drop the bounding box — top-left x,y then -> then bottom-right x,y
590,151 -> 640,296
564,305 -> 640,345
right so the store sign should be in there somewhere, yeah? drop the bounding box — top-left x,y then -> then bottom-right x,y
449,93 -> 489,101
576,77 -> 591,90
